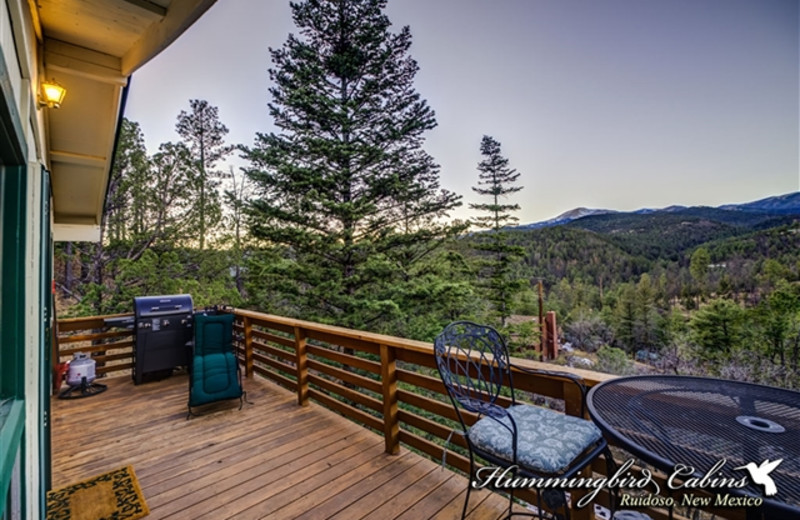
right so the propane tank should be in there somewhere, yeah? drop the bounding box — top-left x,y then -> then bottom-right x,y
66,352 -> 96,386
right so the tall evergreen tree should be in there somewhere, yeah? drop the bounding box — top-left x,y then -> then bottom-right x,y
470,135 -> 524,326
176,99 -> 231,250
689,246 -> 711,299
243,0 -> 460,329
223,166 -> 256,298
690,298 -> 744,357
613,283 -> 637,352
634,273 -> 662,351
105,118 -> 149,242
148,141 -> 195,243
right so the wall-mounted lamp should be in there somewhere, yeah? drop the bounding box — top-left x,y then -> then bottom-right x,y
39,79 -> 66,109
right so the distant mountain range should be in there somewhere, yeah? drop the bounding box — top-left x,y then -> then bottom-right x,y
517,191 -> 800,230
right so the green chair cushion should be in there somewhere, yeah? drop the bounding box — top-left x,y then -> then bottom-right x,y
189,352 -> 242,406
189,313 -> 242,408
194,313 -> 234,356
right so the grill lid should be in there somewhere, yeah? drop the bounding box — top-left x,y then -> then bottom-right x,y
134,294 -> 194,317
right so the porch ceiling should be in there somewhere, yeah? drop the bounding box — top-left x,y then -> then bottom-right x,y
38,0 -> 216,240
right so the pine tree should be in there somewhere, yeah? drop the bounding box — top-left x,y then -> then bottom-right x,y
148,141 -> 195,242
223,166 -> 255,298
634,273 -> 662,351
613,283 -> 637,353
690,298 -> 744,357
243,0 -> 460,329
105,118 -> 149,242
470,135 -> 524,326
689,246 -> 711,298
176,99 -> 231,250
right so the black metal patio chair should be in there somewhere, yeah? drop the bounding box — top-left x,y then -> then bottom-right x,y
434,321 -> 615,520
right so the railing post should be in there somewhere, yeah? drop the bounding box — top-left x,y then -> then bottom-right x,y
564,380 -> 592,520
563,380 -> 582,417
380,344 -> 400,455
545,311 -> 559,360
294,326 -> 309,406
243,316 -> 254,378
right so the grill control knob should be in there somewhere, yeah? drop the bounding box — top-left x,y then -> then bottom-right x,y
163,320 -> 169,327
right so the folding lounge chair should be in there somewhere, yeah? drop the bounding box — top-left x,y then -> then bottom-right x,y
187,312 -> 244,417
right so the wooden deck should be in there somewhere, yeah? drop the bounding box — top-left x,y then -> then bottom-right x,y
51,374 -> 517,519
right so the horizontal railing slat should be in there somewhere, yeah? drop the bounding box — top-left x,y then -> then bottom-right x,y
397,409 -> 468,450
397,389 -> 477,426
92,352 -> 133,364
396,368 -> 446,395
306,344 -> 381,374
306,359 -> 382,395
308,374 -> 383,413
308,388 -> 383,432
252,351 -> 296,378
253,364 -> 297,391
59,342 -> 133,358
251,329 -> 295,349
96,362 -> 133,375
59,330 -> 133,344
252,340 -> 295,362
305,329 -> 380,355
56,313 -> 132,332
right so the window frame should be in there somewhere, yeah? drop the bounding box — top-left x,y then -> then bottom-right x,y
0,26 -> 30,515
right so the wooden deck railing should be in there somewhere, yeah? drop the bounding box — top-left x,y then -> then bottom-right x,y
229,309 -> 624,520
55,314 -> 135,379
55,309 -> 743,520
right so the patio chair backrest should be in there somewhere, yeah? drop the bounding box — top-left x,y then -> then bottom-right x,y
434,321 -> 513,418
194,313 -> 234,356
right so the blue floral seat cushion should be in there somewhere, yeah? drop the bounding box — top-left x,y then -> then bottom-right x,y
469,404 -> 603,474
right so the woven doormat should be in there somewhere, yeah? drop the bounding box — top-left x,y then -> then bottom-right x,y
46,465 -> 149,520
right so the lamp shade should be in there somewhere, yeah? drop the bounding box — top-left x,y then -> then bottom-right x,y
40,80 -> 66,108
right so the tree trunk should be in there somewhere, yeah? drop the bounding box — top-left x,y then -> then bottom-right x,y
199,136 -> 206,251
64,242 -> 73,293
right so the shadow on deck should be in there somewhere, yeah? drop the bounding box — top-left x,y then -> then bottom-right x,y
51,374 -> 516,519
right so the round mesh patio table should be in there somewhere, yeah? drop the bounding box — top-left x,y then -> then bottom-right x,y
587,375 -> 800,519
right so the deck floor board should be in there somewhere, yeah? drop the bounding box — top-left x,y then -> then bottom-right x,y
51,374 -> 509,519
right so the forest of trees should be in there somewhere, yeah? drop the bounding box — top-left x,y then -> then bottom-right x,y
55,0 -> 800,390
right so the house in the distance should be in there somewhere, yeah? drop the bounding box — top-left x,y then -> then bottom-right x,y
0,1 -> 217,517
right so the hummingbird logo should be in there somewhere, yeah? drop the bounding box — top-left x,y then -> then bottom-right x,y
735,459 -> 783,497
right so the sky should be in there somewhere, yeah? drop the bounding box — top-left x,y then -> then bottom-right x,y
125,0 -> 800,224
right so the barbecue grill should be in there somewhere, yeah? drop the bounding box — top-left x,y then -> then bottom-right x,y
132,294 -> 193,384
